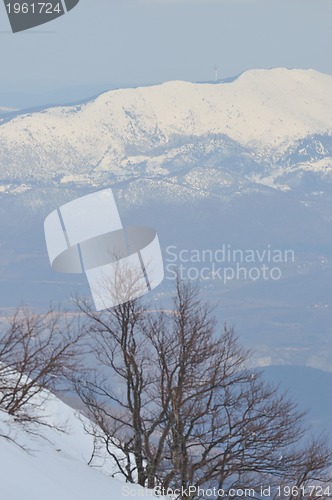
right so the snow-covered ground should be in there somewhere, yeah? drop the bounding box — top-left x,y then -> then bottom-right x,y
0,389 -> 169,500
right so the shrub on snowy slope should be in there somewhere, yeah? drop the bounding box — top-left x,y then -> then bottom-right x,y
0,307 -> 82,425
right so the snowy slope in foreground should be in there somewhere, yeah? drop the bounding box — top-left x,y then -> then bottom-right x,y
0,390 -> 167,500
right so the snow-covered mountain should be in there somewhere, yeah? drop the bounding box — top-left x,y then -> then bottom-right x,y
0,68 -> 332,192
1,68 -> 332,371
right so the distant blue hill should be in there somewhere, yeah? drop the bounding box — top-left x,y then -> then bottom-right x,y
263,365 -> 332,438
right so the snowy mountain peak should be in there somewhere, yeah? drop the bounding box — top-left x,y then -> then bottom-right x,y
0,67 -> 332,186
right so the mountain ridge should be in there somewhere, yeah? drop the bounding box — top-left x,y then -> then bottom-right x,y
1,67 -> 332,190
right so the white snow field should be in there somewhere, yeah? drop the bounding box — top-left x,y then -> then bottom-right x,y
0,389 -> 170,500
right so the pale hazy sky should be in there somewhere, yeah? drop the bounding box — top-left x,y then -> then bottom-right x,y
0,0 -> 332,92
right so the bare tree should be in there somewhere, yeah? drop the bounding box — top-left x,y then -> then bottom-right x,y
75,278 -> 332,498
0,306 -> 83,425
